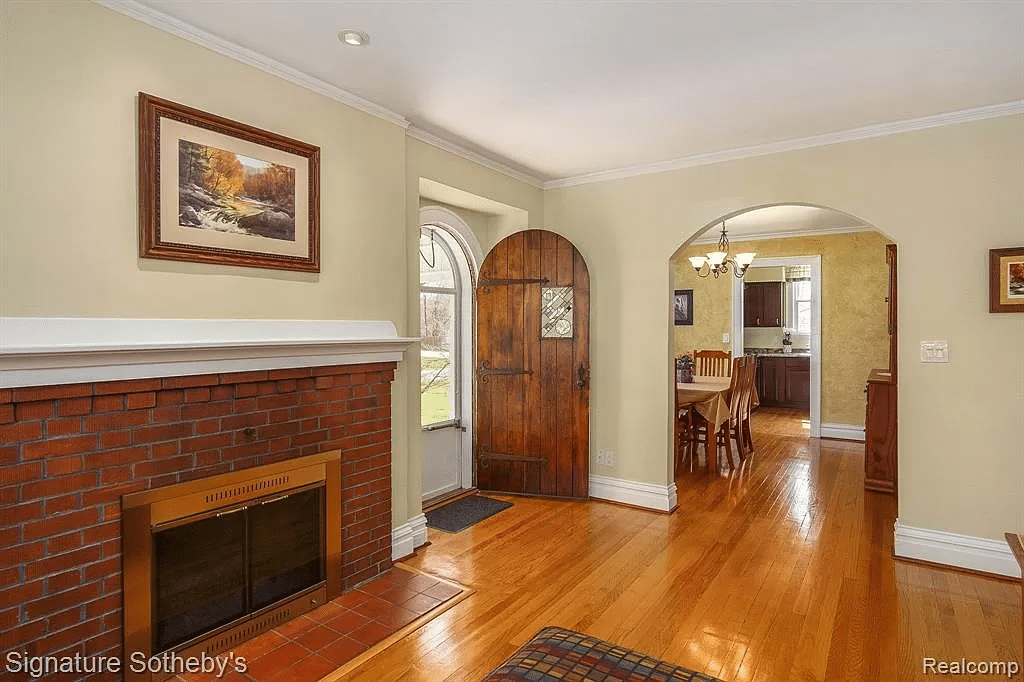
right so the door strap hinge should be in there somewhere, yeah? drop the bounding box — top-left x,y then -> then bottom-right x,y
477,450 -> 547,467
477,361 -> 533,382
478,277 -> 550,286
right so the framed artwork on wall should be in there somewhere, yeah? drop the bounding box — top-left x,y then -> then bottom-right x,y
673,289 -> 693,325
989,247 -> 1024,313
138,92 -> 320,272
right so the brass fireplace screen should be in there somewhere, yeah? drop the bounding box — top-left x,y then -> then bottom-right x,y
122,452 -> 342,681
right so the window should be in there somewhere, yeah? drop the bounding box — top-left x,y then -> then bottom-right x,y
419,228 -> 459,427
786,265 -> 812,334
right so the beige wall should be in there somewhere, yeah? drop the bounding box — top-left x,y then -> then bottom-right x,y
546,115 -> 1024,543
672,231 -> 891,425
0,1 -> 544,532
418,199 -> 494,249
4,1 -> 1022,549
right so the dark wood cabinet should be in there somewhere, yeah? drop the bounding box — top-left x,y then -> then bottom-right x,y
755,357 -> 782,405
744,282 -> 783,327
865,244 -> 898,496
754,356 -> 809,409
864,369 -> 897,494
886,243 -> 897,380
784,358 -> 810,407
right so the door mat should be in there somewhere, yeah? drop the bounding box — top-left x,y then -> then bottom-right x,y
425,495 -> 512,533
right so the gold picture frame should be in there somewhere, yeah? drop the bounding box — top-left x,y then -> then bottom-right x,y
989,247 -> 1024,313
138,92 -> 320,272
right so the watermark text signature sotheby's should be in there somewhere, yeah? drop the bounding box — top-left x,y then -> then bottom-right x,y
923,658 -> 1020,677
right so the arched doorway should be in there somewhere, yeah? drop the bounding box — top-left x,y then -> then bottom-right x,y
670,204 -> 896,479
418,207 -> 480,503
475,229 -> 590,498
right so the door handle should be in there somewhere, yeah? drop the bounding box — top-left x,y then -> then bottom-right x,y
576,364 -> 589,389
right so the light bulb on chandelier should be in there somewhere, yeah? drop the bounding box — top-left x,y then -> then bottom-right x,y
688,221 -> 755,279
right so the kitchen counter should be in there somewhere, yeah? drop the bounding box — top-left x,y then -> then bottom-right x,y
745,347 -> 811,357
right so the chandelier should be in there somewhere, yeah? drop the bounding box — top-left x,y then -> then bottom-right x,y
688,221 -> 755,278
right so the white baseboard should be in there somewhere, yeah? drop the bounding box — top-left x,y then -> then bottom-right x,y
894,520 -> 1021,578
392,513 -> 428,560
589,474 -> 677,512
819,422 -> 865,441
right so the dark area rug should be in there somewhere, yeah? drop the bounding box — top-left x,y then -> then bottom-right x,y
425,495 -> 512,533
482,626 -> 724,681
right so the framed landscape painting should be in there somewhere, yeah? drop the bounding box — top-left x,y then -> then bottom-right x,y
989,247 -> 1024,313
138,92 -> 320,272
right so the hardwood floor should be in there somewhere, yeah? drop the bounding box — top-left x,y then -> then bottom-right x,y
341,408 -> 1022,681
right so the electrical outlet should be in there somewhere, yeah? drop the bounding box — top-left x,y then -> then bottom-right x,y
920,341 -> 949,363
597,449 -> 615,467
722,333 -> 730,343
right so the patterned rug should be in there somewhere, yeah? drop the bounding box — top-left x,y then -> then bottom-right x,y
482,626 -> 723,681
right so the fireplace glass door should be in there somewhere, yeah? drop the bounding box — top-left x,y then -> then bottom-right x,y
152,485 -> 325,652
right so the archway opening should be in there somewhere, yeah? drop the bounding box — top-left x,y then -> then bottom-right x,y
669,203 -> 896,484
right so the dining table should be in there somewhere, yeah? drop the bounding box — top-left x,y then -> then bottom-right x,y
676,376 -> 732,475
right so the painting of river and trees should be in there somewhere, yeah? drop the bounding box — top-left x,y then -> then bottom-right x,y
139,93 -> 319,272
1009,260 -> 1024,298
178,140 -> 296,241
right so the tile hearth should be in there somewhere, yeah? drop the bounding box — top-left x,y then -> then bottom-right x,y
175,566 -> 466,682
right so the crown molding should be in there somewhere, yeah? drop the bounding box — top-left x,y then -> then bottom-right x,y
91,1 -> 1023,193
94,0 -> 410,129
407,126 -> 544,188
690,225 -> 874,245
544,100 -> 1024,190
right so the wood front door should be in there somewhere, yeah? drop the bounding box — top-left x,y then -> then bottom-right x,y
475,230 -> 589,498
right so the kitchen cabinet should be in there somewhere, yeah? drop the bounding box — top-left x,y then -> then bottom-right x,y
864,369 -> 897,494
744,282 -> 783,327
755,356 -> 783,405
754,356 -> 809,409
784,358 -> 810,407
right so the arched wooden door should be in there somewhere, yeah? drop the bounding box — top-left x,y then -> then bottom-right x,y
475,229 -> 589,498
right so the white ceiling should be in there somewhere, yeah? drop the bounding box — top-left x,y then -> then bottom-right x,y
117,1 -> 1023,184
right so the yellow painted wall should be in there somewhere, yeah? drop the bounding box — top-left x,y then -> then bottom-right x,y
671,231 -> 891,425
546,115 -> 1024,543
2,1 -> 407,321
3,1 -> 1022,549
0,1 -> 544,532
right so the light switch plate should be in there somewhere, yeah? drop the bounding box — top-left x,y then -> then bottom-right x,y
920,341 -> 949,363
722,333 -> 730,343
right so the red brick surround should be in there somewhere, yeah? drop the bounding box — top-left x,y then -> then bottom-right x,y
0,362 -> 396,677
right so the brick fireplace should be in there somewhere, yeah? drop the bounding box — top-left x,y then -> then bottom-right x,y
0,318 -> 412,680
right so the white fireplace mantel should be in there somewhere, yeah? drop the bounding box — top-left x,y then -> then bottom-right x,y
0,317 -> 418,389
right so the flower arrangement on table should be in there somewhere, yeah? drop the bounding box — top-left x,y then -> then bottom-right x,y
675,353 -> 695,383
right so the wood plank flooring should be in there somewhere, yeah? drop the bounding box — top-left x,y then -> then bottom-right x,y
340,408 -> 1022,681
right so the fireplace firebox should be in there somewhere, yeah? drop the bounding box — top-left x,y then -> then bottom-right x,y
122,451 -> 343,681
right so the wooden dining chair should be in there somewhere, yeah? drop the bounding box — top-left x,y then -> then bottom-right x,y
675,398 -> 697,471
694,349 -> 731,377
692,355 -> 748,471
731,356 -> 758,461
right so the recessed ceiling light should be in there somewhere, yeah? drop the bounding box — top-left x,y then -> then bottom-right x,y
338,30 -> 369,47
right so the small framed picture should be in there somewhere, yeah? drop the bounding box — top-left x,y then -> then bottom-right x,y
673,289 -> 693,325
989,247 -> 1024,313
138,92 -> 320,272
